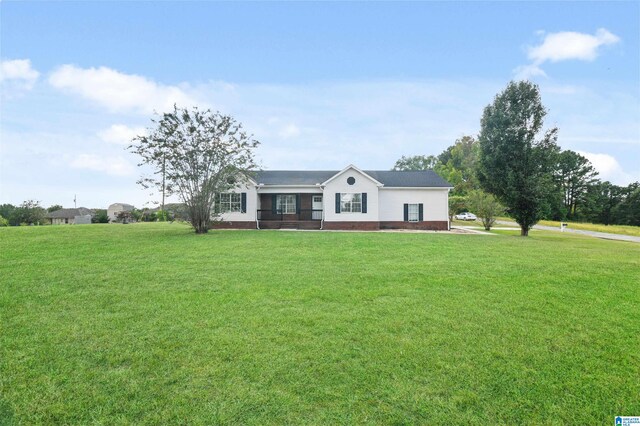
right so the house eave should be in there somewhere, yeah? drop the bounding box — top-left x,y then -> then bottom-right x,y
379,186 -> 454,190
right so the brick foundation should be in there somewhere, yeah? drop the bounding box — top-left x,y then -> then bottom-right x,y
322,221 -> 381,231
379,221 -> 449,231
211,220 -> 449,231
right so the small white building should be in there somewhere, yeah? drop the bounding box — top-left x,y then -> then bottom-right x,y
107,203 -> 135,222
47,208 -> 93,225
212,164 -> 452,230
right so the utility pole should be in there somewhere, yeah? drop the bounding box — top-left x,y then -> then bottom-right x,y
74,194 -> 77,208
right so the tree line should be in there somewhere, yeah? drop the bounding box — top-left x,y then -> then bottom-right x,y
0,202 -> 189,226
394,81 -> 639,233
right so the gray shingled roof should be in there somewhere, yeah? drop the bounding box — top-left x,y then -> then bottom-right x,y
253,170 -> 452,188
253,170 -> 337,185
46,208 -> 93,219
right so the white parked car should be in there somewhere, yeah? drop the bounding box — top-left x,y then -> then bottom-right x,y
455,212 -> 477,221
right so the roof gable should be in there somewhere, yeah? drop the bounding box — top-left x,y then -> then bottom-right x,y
321,164 -> 383,187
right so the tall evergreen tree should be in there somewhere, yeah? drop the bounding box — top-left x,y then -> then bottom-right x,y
477,81 -> 559,236
554,150 -> 598,220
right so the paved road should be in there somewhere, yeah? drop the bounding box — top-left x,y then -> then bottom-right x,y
492,220 -> 640,243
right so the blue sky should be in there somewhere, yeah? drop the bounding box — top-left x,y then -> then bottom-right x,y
1,1 -> 638,208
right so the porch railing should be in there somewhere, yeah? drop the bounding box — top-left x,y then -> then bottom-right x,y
257,209 -> 323,221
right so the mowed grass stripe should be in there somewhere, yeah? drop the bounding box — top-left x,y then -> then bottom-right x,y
1,223 -> 638,424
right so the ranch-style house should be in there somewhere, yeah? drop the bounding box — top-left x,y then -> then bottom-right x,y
213,164 -> 452,230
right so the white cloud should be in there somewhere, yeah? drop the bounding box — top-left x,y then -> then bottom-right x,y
0,58 -> 40,93
278,123 -> 301,139
98,124 -> 147,145
529,28 -> 620,64
195,79 -> 497,169
577,151 -> 637,185
267,118 -> 302,139
69,154 -> 135,176
49,65 -> 202,114
513,64 -> 547,80
515,28 -> 620,79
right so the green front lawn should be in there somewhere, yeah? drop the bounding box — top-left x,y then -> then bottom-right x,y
494,216 -> 640,237
1,224 -> 638,424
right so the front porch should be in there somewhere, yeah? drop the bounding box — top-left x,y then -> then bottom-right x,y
257,193 -> 323,229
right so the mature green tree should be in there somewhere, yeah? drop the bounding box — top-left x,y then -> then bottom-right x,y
0,215 -> 8,227
467,190 -> 504,231
613,182 -> 640,226
47,204 -> 64,213
553,150 -> 598,220
477,81 -> 559,236
392,155 -> 439,171
448,195 -> 468,221
91,209 -> 110,223
9,200 -> 46,226
581,181 -> 623,225
0,204 -> 16,220
436,136 -> 480,195
130,105 -> 260,234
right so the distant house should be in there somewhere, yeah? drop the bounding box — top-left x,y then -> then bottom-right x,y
212,164 -> 453,230
107,203 -> 135,222
47,208 -> 93,225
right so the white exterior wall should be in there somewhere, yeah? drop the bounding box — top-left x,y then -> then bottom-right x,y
323,168 -> 380,222
108,204 -> 134,222
217,181 -> 258,222
74,215 -> 92,225
378,188 -> 449,221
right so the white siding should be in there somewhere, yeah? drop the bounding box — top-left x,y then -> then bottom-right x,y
378,188 -> 449,221
323,168 -> 380,222
74,215 -> 92,225
107,203 -> 134,222
216,181 -> 257,222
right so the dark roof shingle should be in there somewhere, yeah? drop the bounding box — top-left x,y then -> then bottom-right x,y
253,169 -> 451,188
46,208 -> 93,219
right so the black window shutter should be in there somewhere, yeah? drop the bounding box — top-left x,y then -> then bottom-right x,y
418,203 -> 424,221
361,193 -> 367,213
403,204 -> 409,222
241,192 -> 247,213
296,194 -> 301,214
335,193 -> 341,214
214,193 -> 220,214
272,194 -> 277,214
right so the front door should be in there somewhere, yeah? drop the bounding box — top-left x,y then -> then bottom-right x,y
312,195 -> 323,220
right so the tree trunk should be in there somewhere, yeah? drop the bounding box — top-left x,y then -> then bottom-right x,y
520,225 -> 529,236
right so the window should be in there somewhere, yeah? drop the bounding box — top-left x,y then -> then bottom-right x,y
341,193 -> 362,213
276,195 -> 296,214
408,204 -> 419,222
219,193 -> 241,213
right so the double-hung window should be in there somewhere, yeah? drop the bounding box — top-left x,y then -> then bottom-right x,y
340,193 -> 362,213
276,195 -> 296,214
408,204 -> 419,222
219,193 -> 241,213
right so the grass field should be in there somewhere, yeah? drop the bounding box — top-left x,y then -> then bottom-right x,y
491,216 -> 640,237
1,223 -> 639,424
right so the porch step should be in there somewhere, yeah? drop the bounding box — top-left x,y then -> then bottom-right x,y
279,222 -> 299,229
